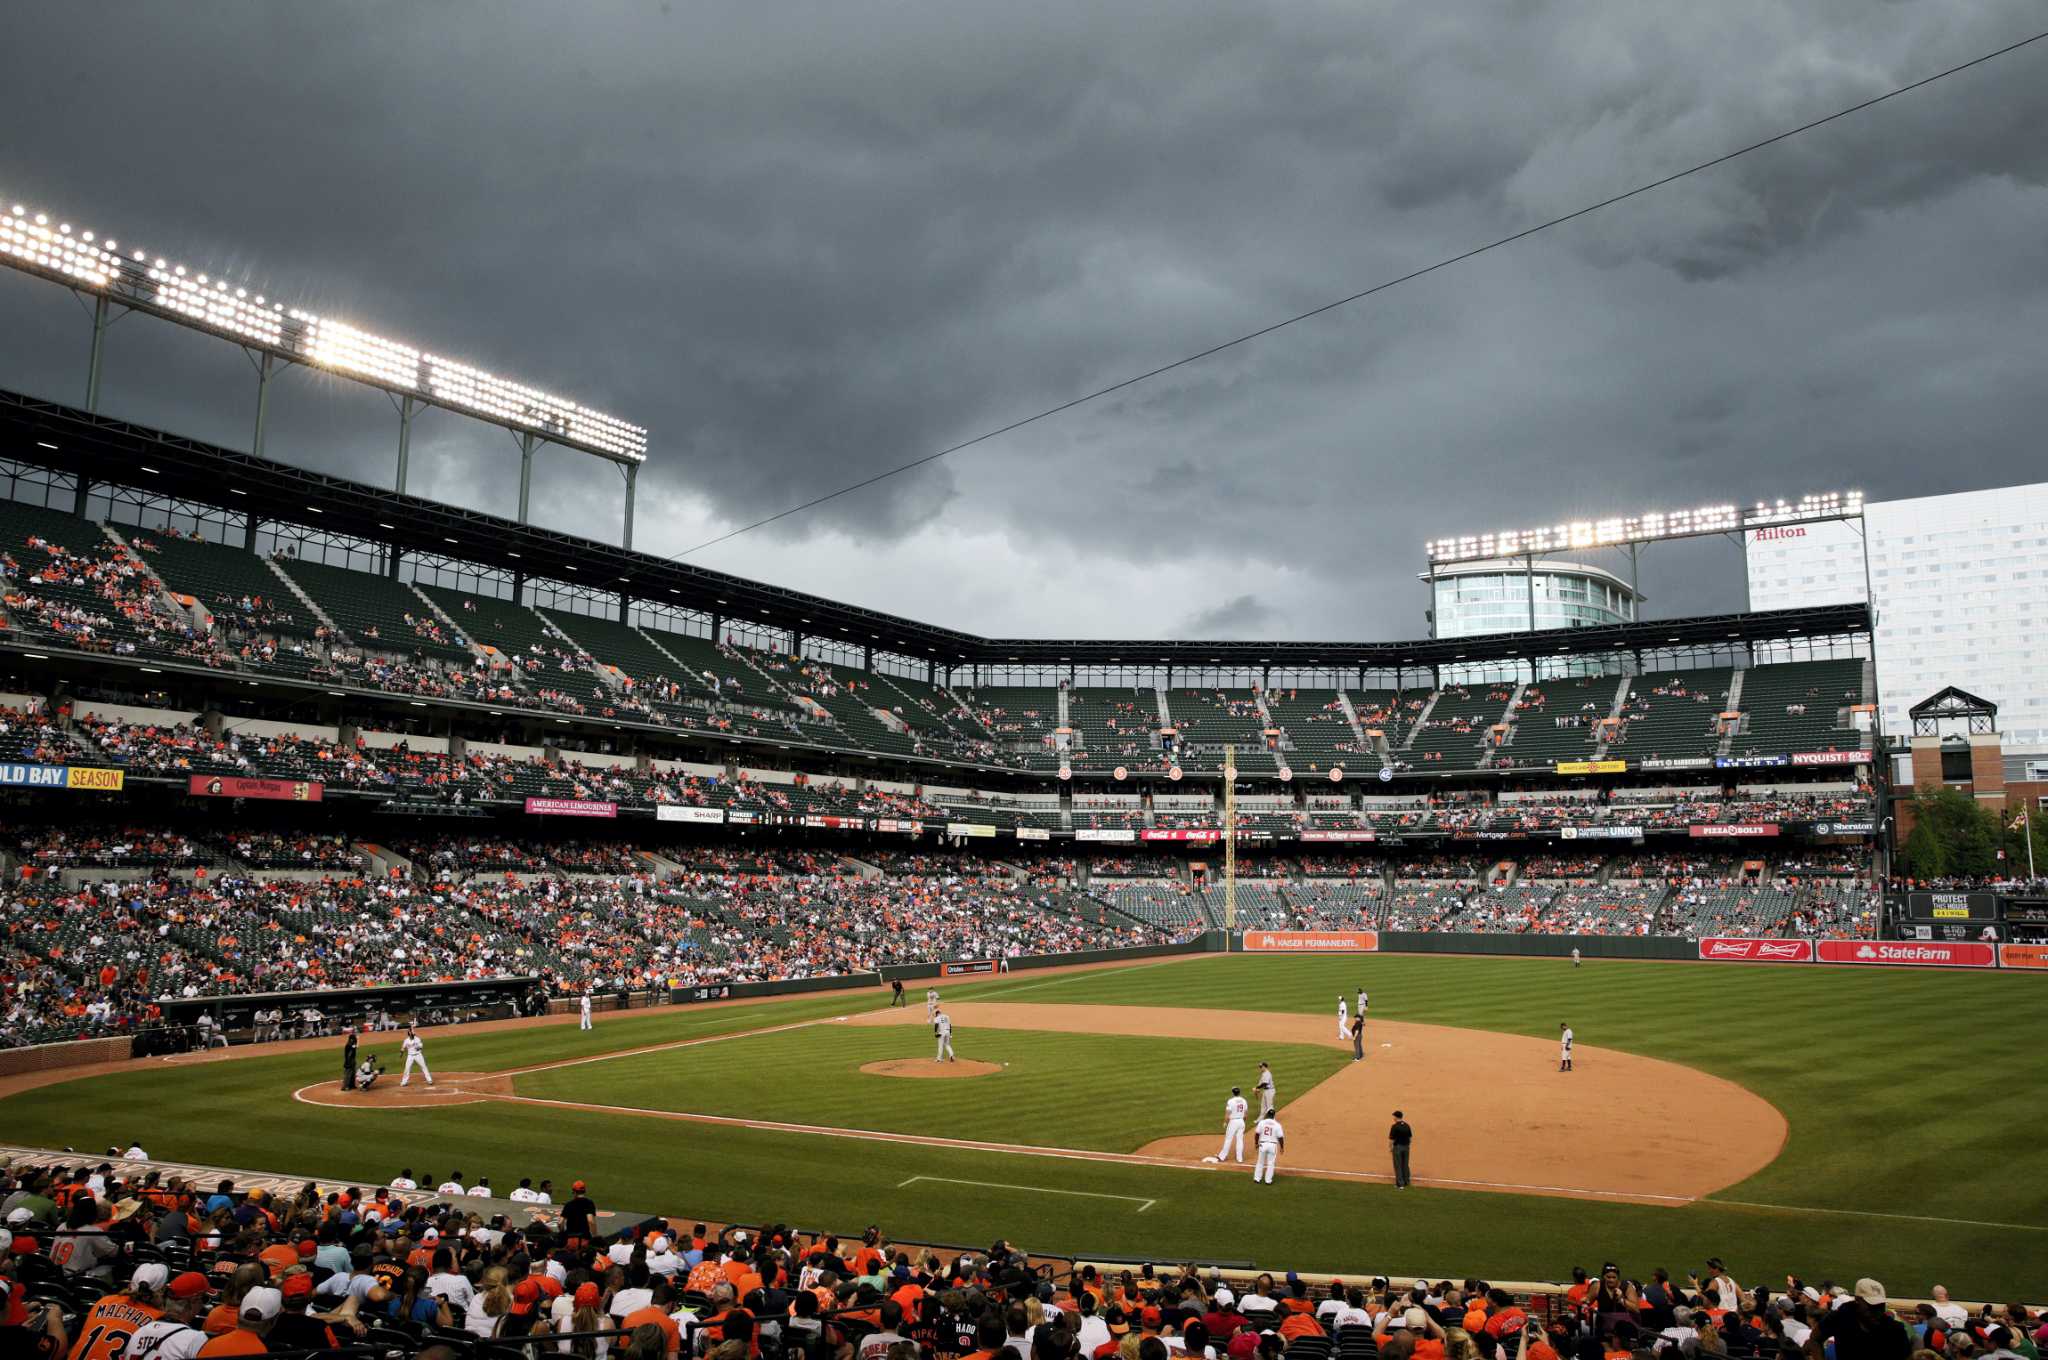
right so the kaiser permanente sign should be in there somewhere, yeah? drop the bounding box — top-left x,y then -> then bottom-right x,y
0,762 -> 125,791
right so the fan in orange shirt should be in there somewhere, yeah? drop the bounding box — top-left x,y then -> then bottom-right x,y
66,1266 -> 165,1360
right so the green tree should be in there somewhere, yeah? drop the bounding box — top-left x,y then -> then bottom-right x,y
1896,783 -> 2004,879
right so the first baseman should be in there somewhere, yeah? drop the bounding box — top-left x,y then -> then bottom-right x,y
1219,1086 -> 1249,1163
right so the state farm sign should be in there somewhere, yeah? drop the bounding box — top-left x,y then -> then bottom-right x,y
1816,939 -> 1994,968
1697,937 -> 1814,963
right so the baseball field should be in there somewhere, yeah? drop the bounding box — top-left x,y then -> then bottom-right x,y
4,951 -> 2043,1296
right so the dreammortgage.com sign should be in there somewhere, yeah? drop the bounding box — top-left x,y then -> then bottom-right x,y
0,763 -> 125,792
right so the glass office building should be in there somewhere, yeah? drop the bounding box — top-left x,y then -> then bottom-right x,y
1425,559 -> 1640,680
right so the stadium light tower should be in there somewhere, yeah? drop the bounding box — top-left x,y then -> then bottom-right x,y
0,195 -> 649,546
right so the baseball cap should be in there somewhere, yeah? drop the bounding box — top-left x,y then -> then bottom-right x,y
545,1260 -> 568,1284
512,1278 -> 543,1313
1215,1287 -> 1236,1306
241,1286 -> 284,1322
574,1282 -> 601,1308
1228,1334 -> 1260,1360
650,1235 -> 670,1252
131,1263 -> 169,1292
1142,1307 -> 1163,1328
280,1273 -> 315,1300
1405,1308 -> 1431,1331
1854,1280 -> 1886,1306
169,1272 -> 213,1300
5,1208 -> 33,1225
572,1180 -> 587,1191
1106,1308 -> 1131,1335
420,1228 -> 440,1242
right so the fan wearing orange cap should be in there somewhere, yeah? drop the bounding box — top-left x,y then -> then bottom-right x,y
564,1281 -> 607,1348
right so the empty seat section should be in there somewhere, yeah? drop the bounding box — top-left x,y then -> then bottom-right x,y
1164,688 -> 1276,772
1609,668 -> 1731,764
137,533 -> 314,637
1729,659 -> 1867,758
1500,674 -> 1619,766
1406,683 -> 1511,769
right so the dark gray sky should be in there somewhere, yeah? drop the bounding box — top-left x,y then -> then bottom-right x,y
2,2 -> 2043,643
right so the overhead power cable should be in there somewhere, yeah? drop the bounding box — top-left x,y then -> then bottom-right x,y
673,27 -> 2048,559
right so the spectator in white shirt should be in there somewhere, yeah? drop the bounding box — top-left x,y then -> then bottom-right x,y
390,1169 -> 418,1191
437,1174 -> 466,1196
468,1178 -> 492,1198
426,1247 -> 475,1310
1932,1287 -> 1969,1329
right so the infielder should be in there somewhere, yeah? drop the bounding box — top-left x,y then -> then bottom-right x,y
580,992 -> 593,1031
934,1009 -> 956,1063
1336,996 -> 1349,1040
925,987 -> 939,1020
1558,1022 -> 1574,1072
400,1026 -> 434,1086
1219,1086 -> 1249,1163
1255,1061 -> 1276,1116
1251,1110 -> 1285,1184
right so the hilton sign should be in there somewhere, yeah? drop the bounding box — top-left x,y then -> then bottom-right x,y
1751,526 -> 1809,542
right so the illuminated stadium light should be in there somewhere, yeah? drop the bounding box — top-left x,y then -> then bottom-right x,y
0,196 -> 647,464
1425,490 -> 1863,564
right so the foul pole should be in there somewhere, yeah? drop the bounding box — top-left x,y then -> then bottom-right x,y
1223,743 -> 1238,931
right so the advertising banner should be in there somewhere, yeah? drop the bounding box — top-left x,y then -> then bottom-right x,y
1242,930 -> 1379,953
190,775 -> 323,802
1014,827 -> 1051,841
1810,820 -> 1876,836
1637,756 -> 1714,771
1299,830 -> 1377,842
803,815 -> 864,829
523,797 -> 616,818
1688,824 -> 1781,839
1715,754 -> 1791,769
1791,750 -> 1865,766
1562,826 -> 1643,840
1902,891 -> 1997,921
1697,937 -> 1814,963
940,959 -> 998,977
3,763 -> 127,791
946,822 -> 998,838
1141,829 -> 1221,842
1817,939 -> 1994,968
1554,760 -> 1627,775
874,818 -> 924,835
1074,828 -> 1136,843
1998,943 -> 2048,971
655,805 -> 724,824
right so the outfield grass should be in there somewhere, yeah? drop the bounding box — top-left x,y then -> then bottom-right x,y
2,954 -> 2043,1296
514,1025 -> 1349,1152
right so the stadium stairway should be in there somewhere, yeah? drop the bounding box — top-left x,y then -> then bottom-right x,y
1718,668 -> 1748,758
405,582 -> 496,668
99,522 -> 212,634
1477,681 -> 1526,770
1400,689 -> 1441,750
1590,674 -> 1632,759
1334,691 -> 1370,749
264,556 -> 341,635
1153,684 -> 1173,727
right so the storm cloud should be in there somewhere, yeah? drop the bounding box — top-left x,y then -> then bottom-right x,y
0,1 -> 2042,643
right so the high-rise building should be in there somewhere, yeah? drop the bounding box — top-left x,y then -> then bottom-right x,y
1744,483 -> 2048,750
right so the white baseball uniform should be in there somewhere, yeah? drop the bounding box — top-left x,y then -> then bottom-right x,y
1336,999 -> 1349,1039
934,1011 -> 955,1062
1219,1094 -> 1249,1162
1560,1026 -> 1574,1069
1252,1114 -> 1284,1183
1256,1066 -> 1276,1116
1571,948 -> 1581,967
401,1032 -> 434,1086
580,994 -> 593,1030
926,988 -> 939,1019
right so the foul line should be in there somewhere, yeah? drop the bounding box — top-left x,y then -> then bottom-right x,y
899,1175 -> 1155,1213
492,1016 -> 833,1079
477,1088 -> 1693,1204
1712,1199 -> 2048,1233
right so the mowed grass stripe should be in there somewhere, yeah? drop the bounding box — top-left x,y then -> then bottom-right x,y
514,1026 -> 1350,1153
972,952 -> 2048,1226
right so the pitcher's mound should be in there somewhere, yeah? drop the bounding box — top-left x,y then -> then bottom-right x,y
860,1058 -> 1003,1079
297,1072 -> 504,1108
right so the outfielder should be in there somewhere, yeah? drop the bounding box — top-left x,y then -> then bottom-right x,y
934,1009 -> 956,1062
1255,1061 -> 1276,1116
925,987 -> 939,1020
580,992 -> 593,1031
1336,996 -> 1349,1040
400,1027 -> 434,1086
1219,1086 -> 1249,1163
1558,1022 -> 1574,1072
1571,947 -> 1581,968
1251,1110 -> 1285,1184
